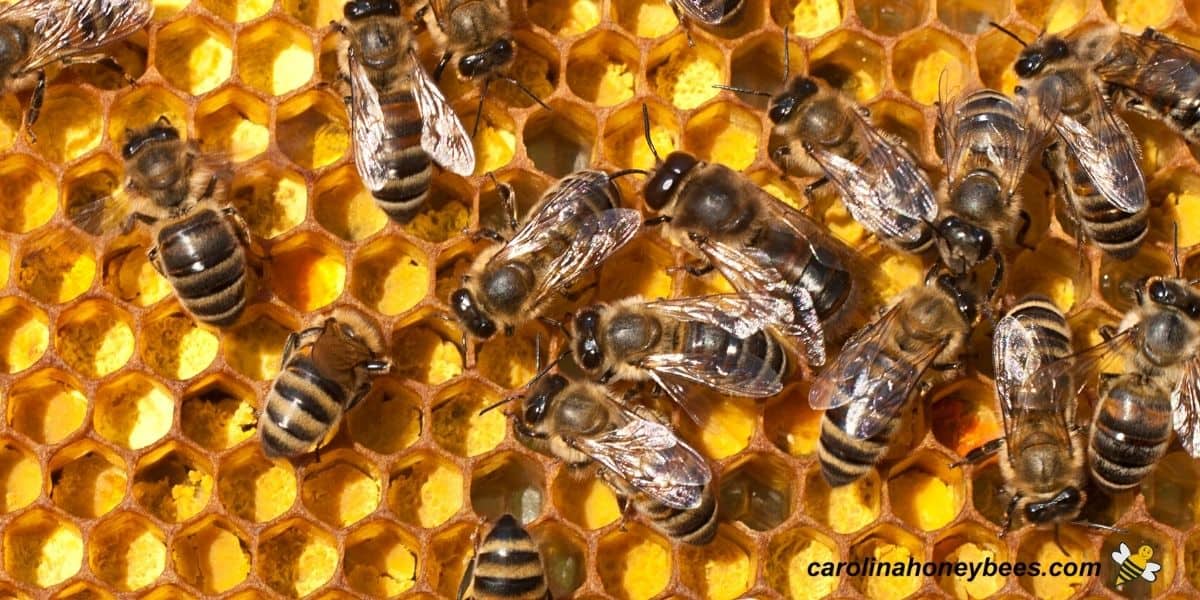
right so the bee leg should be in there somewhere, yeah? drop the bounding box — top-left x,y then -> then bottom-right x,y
488,174 -> 519,234
803,176 -> 829,200
951,438 -> 1004,468
684,260 -> 714,277
1000,492 -> 1021,538
643,215 -> 672,227
559,278 -> 599,302
1099,325 -> 1119,341
434,50 -> 453,82
930,360 -> 962,372
665,3 -> 695,47
24,70 -> 46,138
146,245 -> 166,277
1015,210 -> 1036,250
469,228 -> 507,244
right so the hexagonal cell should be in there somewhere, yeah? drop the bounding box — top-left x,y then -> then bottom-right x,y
156,16 -> 233,95
680,526 -> 754,599
523,101 -> 598,178
432,381 -> 507,457
1144,451 -> 1199,529
228,162 -> 307,241
870,98 -> 927,160
0,297 -> 49,374
727,33 -> 803,112
720,452 -> 794,531
682,101 -> 762,171
313,165 -> 389,242
856,0 -> 927,35
344,521 -> 419,597
48,441 -> 126,518
277,90 -> 349,170
1102,0 -> 1173,29
550,466 -> 620,530
345,377 -> 422,454
1099,523 -> 1173,597
302,454 -> 382,527
932,523 -> 1008,599
491,32 -> 559,108
107,86 -> 190,145
132,442 -> 214,523
237,18 -> 314,96
887,450 -> 965,531
398,172 -> 472,244
101,235 -> 172,308
268,232 -> 345,312
612,0 -> 678,38
476,323 -> 542,390
597,523 -> 672,600
930,380 -> 1003,458
892,29 -> 973,105
390,313 -> 464,385
139,586 -> 195,600
1153,169 -> 1200,249
387,451 -> 464,528
29,85 -> 103,163
49,583 -> 114,600
809,30 -> 886,102
217,445 -> 298,523
765,526 -> 840,598
530,520 -> 587,597
804,463 -> 881,534
770,0 -> 843,37
201,0 -> 272,22
849,524 -> 925,599
937,0 -> 1008,33
196,87 -> 270,162
0,154 -> 55,234
88,513 -> 166,591
1015,527 -> 1095,598
762,385 -> 822,457
976,24 -> 1034,95
181,374 -> 258,452
0,439 -> 40,513
93,372 -> 174,450
63,153 -> 121,236
139,306 -> 219,380
351,235 -> 430,316
428,522 -> 476,597
1010,239 -> 1089,311
470,452 -> 545,523
676,395 -> 756,459
530,0 -> 601,36
7,369 -> 87,445
55,299 -> 134,378
647,33 -> 724,110
16,229 -> 96,305
2,509 -> 83,588
1016,0 -> 1086,33
595,235 -> 675,302
257,518 -> 339,597
601,100 -> 680,171
566,30 -> 638,106
471,99 -> 519,174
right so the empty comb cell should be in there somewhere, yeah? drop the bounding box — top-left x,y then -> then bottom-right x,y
345,378 -> 423,454
217,446 -> 298,523
172,516 -> 253,594
7,369 -> 88,445
1144,452 -> 1200,529
0,155 -> 56,234
932,524 -> 1007,599
763,385 -> 823,456
268,232 -> 346,312
594,238 -> 675,302
477,323 -> 541,389
892,28 -> 972,105
775,0 -> 843,36
597,524 -> 673,600
1010,239 -> 1089,310
55,299 -> 135,378
525,102 -> 599,178
683,101 -> 762,171
719,453 -> 794,531
387,451 -> 464,528
612,0 -> 678,38
0,440 -> 40,514
1155,169 -> 1200,247
680,527 -> 754,599
132,442 -> 214,523
301,454 -> 382,527
677,396 -> 756,459
343,521 -> 418,596
237,19 -> 314,96
470,452 -> 545,523
804,464 -> 882,534
529,0 -> 602,36
156,16 -> 234,96
28,86 -> 103,163
551,467 -> 621,530
3,509 -> 83,588
92,372 -> 174,450
256,519 -> 339,597
432,382 -> 508,457
0,298 -> 49,374
87,513 -> 167,592
533,521 -> 588,596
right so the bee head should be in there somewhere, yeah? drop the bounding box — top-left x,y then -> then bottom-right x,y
768,77 -> 819,124
1146,278 -> 1200,318
1024,486 -> 1084,524
573,308 -> 605,373
451,288 -> 498,339
459,38 -> 514,78
935,216 -> 992,274
342,0 -> 400,19
122,118 -> 180,161
644,151 -> 699,210
522,373 -> 568,428
1015,37 -> 1070,78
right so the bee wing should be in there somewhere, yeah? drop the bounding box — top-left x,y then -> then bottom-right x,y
941,91 -> 1035,197
1170,356 -> 1200,457
8,0 -> 152,75
641,351 -> 783,399
65,182 -> 134,236
1112,543 -> 1131,562
1095,30 -> 1200,98
526,208 -> 642,307
574,413 -> 712,510
809,302 -> 900,410
1050,84 -> 1146,213
1017,325 -> 1139,408
409,50 -> 475,176
1142,562 -> 1162,580
668,0 -> 734,25
993,311 -> 1074,452
346,49 -> 391,194
495,171 -> 617,261
645,293 -> 793,340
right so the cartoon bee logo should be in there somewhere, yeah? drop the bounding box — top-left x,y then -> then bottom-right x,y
1111,542 -> 1162,587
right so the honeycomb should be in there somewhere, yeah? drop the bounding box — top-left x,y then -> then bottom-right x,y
2,0 -> 1200,598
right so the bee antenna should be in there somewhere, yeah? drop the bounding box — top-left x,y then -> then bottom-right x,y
781,25 -> 791,84
1073,521 -> 1126,534
478,394 -> 521,416
641,103 -> 662,163
989,21 -> 1028,47
1173,221 -> 1182,279
473,77 -> 492,138
608,168 -> 651,180
498,76 -> 552,111
712,84 -> 773,98
1053,523 -> 1070,557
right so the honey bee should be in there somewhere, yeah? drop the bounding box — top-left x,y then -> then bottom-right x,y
1020,273 -> 1200,493
337,0 -> 475,223
639,108 -> 867,364
810,269 -> 978,486
666,0 -> 744,34
934,88 -> 1038,275
0,0 -> 152,132
767,76 -> 938,253
457,514 -> 549,600
451,170 -> 642,340
1001,24 -> 1149,259
260,306 -> 391,459
571,294 -> 796,422
514,374 -> 718,545
118,118 -> 250,327
956,296 -> 1086,534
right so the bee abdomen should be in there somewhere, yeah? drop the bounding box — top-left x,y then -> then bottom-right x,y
1067,157 -> 1148,259
261,356 -> 348,458
755,225 -> 853,320
636,488 -> 718,545
1006,296 -> 1073,360
157,209 -> 247,326
472,514 -> 548,599
372,90 -> 433,222
1089,379 -> 1171,491
683,324 -> 785,391
818,406 -> 897,486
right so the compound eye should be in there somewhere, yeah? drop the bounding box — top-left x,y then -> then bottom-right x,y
493,38 -> 514,61
1150,280 -> 1173,305
459,53 -> 486,77
1048,38 -> 1069,59
796,78 -> 818,97
768,98 -> 795,124
341,324 -> 357,339
523,397 -> 547,424
1015,54 -> 1042,77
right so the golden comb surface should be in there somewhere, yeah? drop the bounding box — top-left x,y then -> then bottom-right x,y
1,0 -> 1200,598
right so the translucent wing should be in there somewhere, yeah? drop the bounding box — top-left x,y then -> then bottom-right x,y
1112,543 -> 1131,563
1142,562 -> 1161,581
993,311 -> 1073,453
941,90 -> 1034,198
10,0 -> 152,75
410,50 -> 475,176
1170,356 -> 1200,457
574,412 -> 712,510
1017,325 -> 1139,407
527,208 -> 641,307
641,351 -> 783,399
1096,30 -> 1200,101
645,293 -> 793,340
346,48 -> 390,193
668,0 -> 735,25
494,171 -> 618,262
1055,106 -> 1146,213
809,303 -> 899,410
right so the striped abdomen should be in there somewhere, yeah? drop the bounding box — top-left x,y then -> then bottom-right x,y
681,321 -> 787,391
261,354 -> 352,458
750,223 -> 852,321
372,88 -> 432,222
1088,374 -> 1172,492
156,208 -> 247,326
633,485 -> 718,546
462,514 -> 549,600
1007,296 -> 1073,363
1054,145 -> 1147,259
